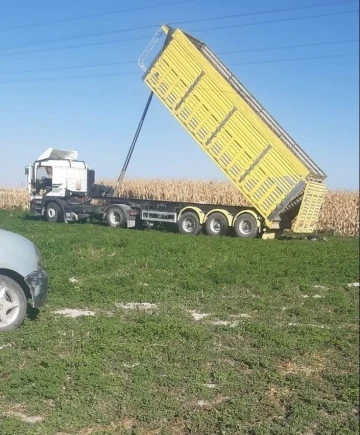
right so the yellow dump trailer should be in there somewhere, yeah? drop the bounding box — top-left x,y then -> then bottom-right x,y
139,25 -> 327,234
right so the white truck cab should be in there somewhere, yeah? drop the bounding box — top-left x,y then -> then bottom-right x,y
25,148 -> 90,199
25,148 -> 97,223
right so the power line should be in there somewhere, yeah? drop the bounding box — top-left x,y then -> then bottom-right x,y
1,39 -> 357,76
0,71 -> 139,85
0,61 -> 136,76
0,35 -> 150,58
194,9 -> 358,34
0,1 -> 356,51
0,9 -> 357,58
220,38 -> 359,55
231,52 -> 359,66
0,52 -> 357,85
0,0 -> 201,33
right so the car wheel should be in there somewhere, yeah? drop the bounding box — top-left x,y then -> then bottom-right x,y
0,275 -> 27,332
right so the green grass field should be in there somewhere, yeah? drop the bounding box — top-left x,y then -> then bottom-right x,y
0,210 -> 358,435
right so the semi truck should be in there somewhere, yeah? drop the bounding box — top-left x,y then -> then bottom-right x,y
24,24 -> 327,239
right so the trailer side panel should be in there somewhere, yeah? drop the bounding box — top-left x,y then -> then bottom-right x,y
142,28 -> 325,229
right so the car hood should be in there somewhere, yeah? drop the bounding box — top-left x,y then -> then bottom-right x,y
0,229 -> 38,277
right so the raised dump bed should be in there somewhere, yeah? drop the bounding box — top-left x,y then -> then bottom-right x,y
139,24 -> 327,233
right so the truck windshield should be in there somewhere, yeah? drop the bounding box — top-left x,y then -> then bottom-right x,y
36,166 -> 52,192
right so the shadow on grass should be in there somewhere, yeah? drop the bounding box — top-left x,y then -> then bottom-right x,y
18,213 -> 331,241
280,234 -> 329,242
22,214 -> 42,222
27,306 -> 40,322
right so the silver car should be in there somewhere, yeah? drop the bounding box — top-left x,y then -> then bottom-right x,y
0,229 -> 48,331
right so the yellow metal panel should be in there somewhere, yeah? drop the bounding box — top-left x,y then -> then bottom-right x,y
179,206 -> 205,224
293,181 -> 327,233
143,29 -> 314,226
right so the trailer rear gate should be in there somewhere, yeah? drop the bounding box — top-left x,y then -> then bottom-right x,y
141,26 -> 326,232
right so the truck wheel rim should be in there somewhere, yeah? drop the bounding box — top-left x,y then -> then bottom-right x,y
110,212 -> 120,224
48,208 -> 56,218
210,218 -> 223,233
0,287 -> 20,328
239,220 -> 252,235
183,217 -> 195,232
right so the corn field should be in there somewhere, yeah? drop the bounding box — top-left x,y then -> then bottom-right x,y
1,180 -> 358,236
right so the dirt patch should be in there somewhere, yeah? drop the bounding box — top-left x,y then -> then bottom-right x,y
196,395 -> 230,409
116,302 -> 158,310
73,418 -> 138,435
69,277 -> 78,283
210,320 -> 239,327
204,383 -> 217,389
266,386 -> 290,412
288,322 -> 329,329
56,418 -> 187,435
301,294 -> 324,299
6,410 -> 44,424
0,343 -> 12,350
123,362 -> 140,368
188,310 -> 209,321
53,309 -> 95,318
279,353 -> 326,378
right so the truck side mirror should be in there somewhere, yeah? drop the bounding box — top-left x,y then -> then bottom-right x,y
25,166 -> 29,175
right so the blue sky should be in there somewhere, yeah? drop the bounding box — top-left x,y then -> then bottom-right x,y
0,0 -> 358,189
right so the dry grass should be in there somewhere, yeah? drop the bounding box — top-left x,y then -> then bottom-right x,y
1,180 -> 358,236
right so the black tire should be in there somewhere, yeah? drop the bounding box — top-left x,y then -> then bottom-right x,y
178,211 -> 202,235
234,213 -> 259,238
0,275 -> 27,332
45,201 -> 63,223
106,207 -> 127,228
205,212 -> 229,237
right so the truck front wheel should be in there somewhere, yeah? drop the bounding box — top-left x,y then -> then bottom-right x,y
234,213 -> 259,238
178,212 -> 202,235
45,202 -> 63,223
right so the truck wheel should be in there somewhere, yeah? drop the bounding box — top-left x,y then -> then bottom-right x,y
234,213 -> 259,238
0,275 -> 27,332
178,212 -> 202,235
106,207 -> 126,228
46,202 -> 62,223
205,213 -> 229,237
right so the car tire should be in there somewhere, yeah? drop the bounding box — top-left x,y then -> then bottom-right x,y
0,275 -> 27,332
45,202 -> 63,223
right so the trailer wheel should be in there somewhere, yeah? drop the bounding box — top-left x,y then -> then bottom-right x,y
205,213 -> 229,237
178,212 -> 202,235
234,213 -> 259,238
106,207 -> 126,228
45,202 -> 62,223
